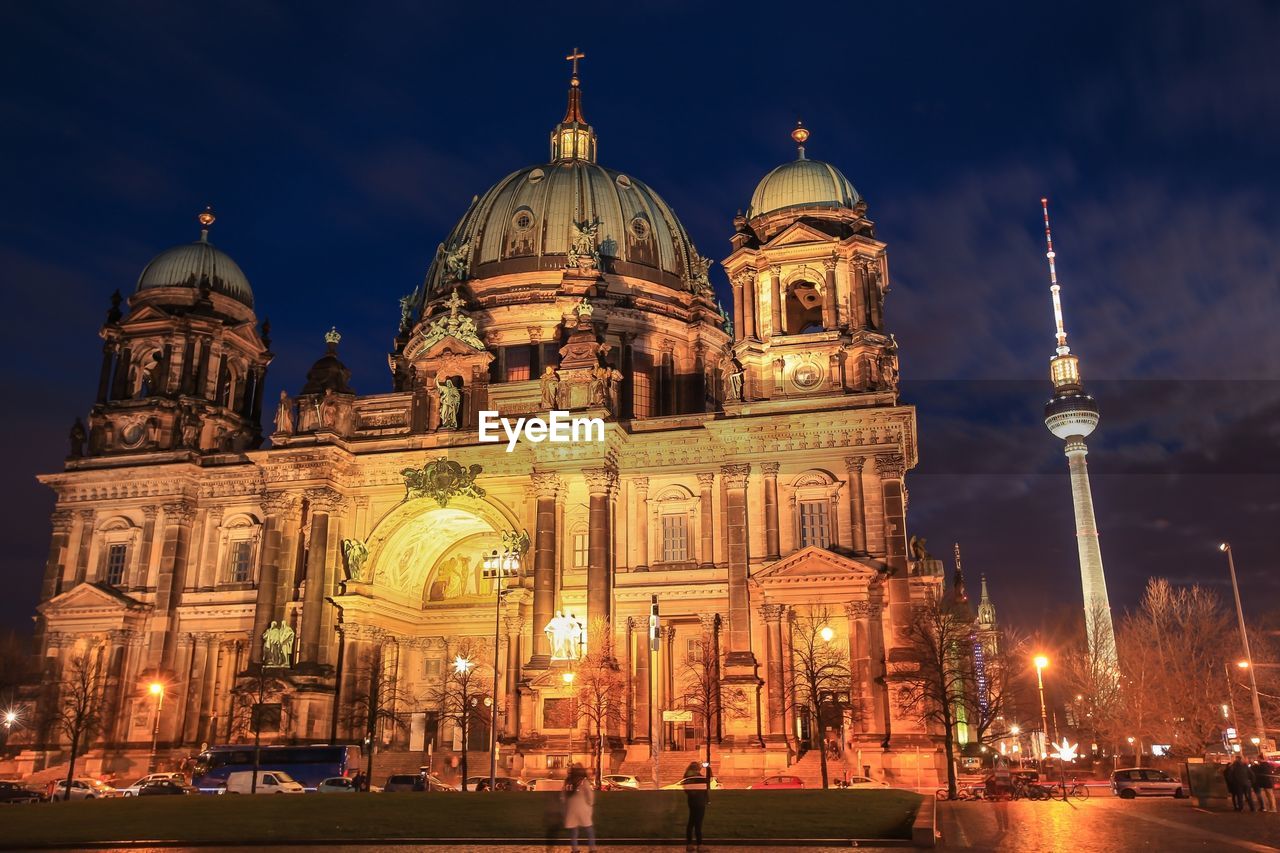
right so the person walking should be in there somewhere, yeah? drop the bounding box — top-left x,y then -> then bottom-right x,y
1252,758 -> 1275,812
1227,755 -> 1256,812
682,760 -> 710,853
561,764 -> 596,853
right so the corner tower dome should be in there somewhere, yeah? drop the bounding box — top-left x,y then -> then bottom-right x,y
136,208 -> 254,307
746,123 -> 861,219
417,54 -> 704,305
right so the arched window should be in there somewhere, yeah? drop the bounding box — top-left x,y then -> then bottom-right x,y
652,485 -> 697,566
785,280 -> 825,334
220,513 -> 263,586
95,516 -> 140,588
790,470 -> 843,551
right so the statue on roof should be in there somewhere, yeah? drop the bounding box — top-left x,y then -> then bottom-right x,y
567,219 -> 600,272
443,238 -> 472,283
687,251 -> 714,297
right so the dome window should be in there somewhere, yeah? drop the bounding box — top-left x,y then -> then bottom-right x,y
512,210 -> 534,232
527,168 -> 546,184
615,174 -> 633,189
629,216 -> 650,240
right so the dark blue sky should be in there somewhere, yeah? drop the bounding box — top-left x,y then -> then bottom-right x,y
2,2 -> 1277,638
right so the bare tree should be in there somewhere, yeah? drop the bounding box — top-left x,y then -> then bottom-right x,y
970,628 -> 1029,748
788,607 -> 852,789
676,620 -> 748,788
56,649 -> 107,801
342,643 -> 419,788
424,639 -> 492,790
1063,603 -> 1126,759
895,590 -> 972,799
572,619 -> 627,786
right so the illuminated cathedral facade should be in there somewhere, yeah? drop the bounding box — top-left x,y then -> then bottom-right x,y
19,59 -> 950,785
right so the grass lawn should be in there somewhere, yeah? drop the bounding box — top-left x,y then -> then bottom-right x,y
1,790 -> 922,846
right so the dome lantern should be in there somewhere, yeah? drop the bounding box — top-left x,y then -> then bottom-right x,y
746,124 -> 861,220
550,46 -> 597,162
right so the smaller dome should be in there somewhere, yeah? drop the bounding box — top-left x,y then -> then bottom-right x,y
300,327 -> 354,395
747,158 -> 860,219
136,214 -> 254,307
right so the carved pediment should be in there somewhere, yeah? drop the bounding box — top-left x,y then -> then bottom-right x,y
37,582 -> 148,617
764,221 -> 835,249
752,546 -> 884,586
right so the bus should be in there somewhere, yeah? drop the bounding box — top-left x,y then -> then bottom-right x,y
192,745 -> 362,793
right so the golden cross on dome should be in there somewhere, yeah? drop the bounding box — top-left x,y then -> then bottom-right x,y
566,47 -> 585,78
445,288 -> 464,318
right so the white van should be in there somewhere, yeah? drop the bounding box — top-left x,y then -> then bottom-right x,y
224,770 -> 305,794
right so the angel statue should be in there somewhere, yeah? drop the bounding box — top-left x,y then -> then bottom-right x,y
443,239 -> 472,283
566,219 -> 600,271
688,252 -> 714,296
341,537 -> 369,582
436,377 -> 461,430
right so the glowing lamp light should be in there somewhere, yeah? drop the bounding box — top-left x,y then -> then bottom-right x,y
1219,543 -> 1230,552
1238,661 -> 1251,669
819,626 -> 835,643
1252,737 -> 1262,745
1127,736 -> 1135,745
1034,655 -> 1049,670
1052,739 -> 1078,762
562,671 -> 576,685
1010,725 -> 1021,735
2,709 -> 17,728
148,682 -> 164,697
453,656 -> 473,675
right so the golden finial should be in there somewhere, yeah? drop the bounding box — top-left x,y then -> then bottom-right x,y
791,121 -> 810,160
324,326 -> 341,347
566,47 -> 585,86
197,205 -> 215,241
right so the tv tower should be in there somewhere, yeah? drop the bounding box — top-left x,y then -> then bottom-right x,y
1040,198 -> 1119,672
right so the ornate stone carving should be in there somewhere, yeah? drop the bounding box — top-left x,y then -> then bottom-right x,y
262,620 -> 295,667
531,471 -> 561,498
161,503 -> 195,524
696,472 -> 715,490
566,219 -> 600,271
260,491 -> 297,516
583,467 -> 618,495
686,251 -> 714,296
442,239 -> 472,283
400,457 -> 485,506
304,488 -> 342,514
761,461 -> 780,476
875,452 -> 906,479
341,538 -> 369,581
49,509 -> 75,533
760,603 -> 786,621
633,476 -> 650,496
845,601 -> 877,620
844,455 -> 867,473
720,463 -> 751,489
698,612 -> 719,634
418,289 -> 485,352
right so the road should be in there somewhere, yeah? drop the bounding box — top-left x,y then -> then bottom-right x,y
940,796 -> 1280,851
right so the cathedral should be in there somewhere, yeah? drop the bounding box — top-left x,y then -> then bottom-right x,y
19,58 -> 953,786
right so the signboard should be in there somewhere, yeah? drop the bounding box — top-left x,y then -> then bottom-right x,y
662,710 -> 693,723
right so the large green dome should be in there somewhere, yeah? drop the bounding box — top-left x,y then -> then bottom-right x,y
136,233 -> 254,307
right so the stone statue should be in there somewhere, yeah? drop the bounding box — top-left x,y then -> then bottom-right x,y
687,252 -> 714,296
718,300 -> 733,338
436,377 -> 461,429
879,351 -> 899,394
443,239 -> 472,283
320,388 -> 338,429
180,408 -> 200,449
262,620 -> 295,668
68,418 -> 86,459
274,391 -> 294,435
574,296 -> 594,324
589,365 -> 609,407
566,219 -> 600,271
567,612 -> 585,659
605,367 -> 623,412
398,291 -> 415,331
341,537 -> 369,582
909,535 -> 930,563
539,366 -> 560,409
723,358 -> 745,402
545,610 -> 581,661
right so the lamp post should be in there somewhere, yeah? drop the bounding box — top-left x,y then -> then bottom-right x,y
482,544 -> 521,792
1034,655 -> 1050,761
147,681 -> 165,773
1221,543 -> 1266,752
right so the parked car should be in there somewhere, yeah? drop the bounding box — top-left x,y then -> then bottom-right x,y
1111,768 -> 1186,799
137,779 -> 198,796
51,778 -> 121,800
527,777 -> 567,792
119,772 -> 187,797
601,774 -> 639,790
0,780 -> 44,804
464,775 -> 526,791
317,776 -> 358,793
383,774 -> 422,793
661,776 -> 723,790
843,775 -> 891,789
750,774 -> 805,790
224,770 -> 305,794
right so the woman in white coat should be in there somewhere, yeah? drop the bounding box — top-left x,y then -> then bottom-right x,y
561,764 -> 597,852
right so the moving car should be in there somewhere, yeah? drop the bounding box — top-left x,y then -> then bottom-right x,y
51,778 -> 121,800
224,770 -> 305,794
661,776 -> 723,790
602,774 -> 639,790
0,780 -> 44,804
137,779 -> 198,796
119,772 -> 186,797
317,776 -> 359,793
750,774 -> 805,789
1111,768 -> 1186,799
844,775 -> 890,789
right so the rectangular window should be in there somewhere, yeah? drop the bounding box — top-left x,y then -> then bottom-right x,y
686,636 -> 703,664
661,514 -> 688,563
504,345 -> 532,382
572,532 -> 589,569
799,501 -> 831,549
632,357 -> 653,418
105,543 -> 128,586
424,658 -> 442,678
228,540 -> 254,583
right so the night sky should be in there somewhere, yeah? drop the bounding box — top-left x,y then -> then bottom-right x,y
2,2 -> 1277,642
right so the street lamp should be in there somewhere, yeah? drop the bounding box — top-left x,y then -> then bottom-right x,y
562,671 -> 576,686
1221,543 -> 1266,752
820,625 -> 835,643
148,681 -> 165,773
1033,655 -> 1050,762
481,542 -> 522,792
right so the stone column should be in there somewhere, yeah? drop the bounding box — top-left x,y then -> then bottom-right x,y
845,601 -> 876,735
100,629 -> 129,748
250,492 -> 295,665
153,502 -> 196,668
97,342 -> 115,403
301,488 -> 341,666
113,631 -> 146,744
183,635 -> 210,744
771,265 -> 784,336
633,478 -> 650,571
503,609 -> 524,738
197,506 -> 224,589
844,457 -> 868,555
720,463 -> 755,667
584,467 -> 617,627
822,256 -> 838,329
72,509 -> 95,586
698,612 -> 721,745
731,279 -> 745,341
663,625 -> 677,747
133,505 -> 159,589
762,462 -> 781,561
696,473 -> 715,568
761,604 -> 786,740
40,510 -> 74,602
196,634 -> 220,745
852,261 -> 870,329
634,618 -> 651,745
272,501 -> 305,633
875,452 -> 914,745
528,472 -> 560,667
623,617 -> 636,742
